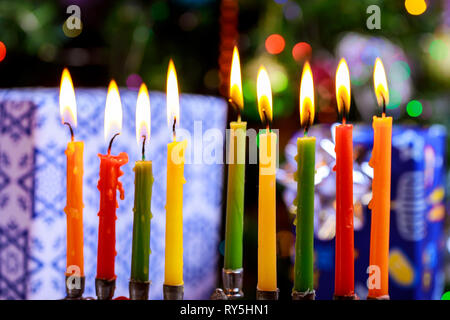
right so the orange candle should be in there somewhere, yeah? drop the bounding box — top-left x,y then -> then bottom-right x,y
368,58 -> 392,299
59,68 -> 84,277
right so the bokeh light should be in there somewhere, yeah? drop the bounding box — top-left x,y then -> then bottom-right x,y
387,89 -> 402,109
0,41 -> 6,62
406,100 -> 423,117
242,80 -> 256,101
405,0 -> 427,16
133,26 -> 150,43
271,69 -> 288,93
179,11 -> 199,31
265,34 -> 285,55
389,60 -> 411,82
62,17 -> 83,38
283,1 -> 302,21
19,12 -> 39,32
292,42 -> 312,62
203,69 -> 220,90
219,240 -> 225,256
151,1 -> 170,21
38,43 -> 56,62
429,39 -> 448,61
126,74 -> 143,91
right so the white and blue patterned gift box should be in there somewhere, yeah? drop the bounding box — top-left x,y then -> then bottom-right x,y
0,88 -> 227,300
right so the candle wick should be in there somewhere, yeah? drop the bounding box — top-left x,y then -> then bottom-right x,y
64,122 -> 74,142
172,117 -> 177,141
142,135 -> 146,161
382,96 -> 386,117
228,98 -> 242,122
304,110 -> 311,136
108,133 -> 120,155
263,109 -> 270,132
340,96 -> 348,125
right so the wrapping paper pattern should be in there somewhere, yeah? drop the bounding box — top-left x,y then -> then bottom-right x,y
278,124 -> 447,300
0,88 -> 227,300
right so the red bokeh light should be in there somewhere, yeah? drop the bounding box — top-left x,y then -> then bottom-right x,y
265,34 -> 285,55
0,41 -> 6,62
292,42 -> 312,62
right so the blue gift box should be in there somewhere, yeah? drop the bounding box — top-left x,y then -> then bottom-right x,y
0,88 -> 227,299
279,124 -> 447,300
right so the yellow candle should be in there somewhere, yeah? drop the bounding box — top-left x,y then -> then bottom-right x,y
256,66 -> 277,292
164,139 -> 187,286
258,131 -> 277,291
164,59 -> 187,286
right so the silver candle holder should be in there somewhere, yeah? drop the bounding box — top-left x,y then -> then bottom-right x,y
95,278 -> 116,300
256,288 -> 279,300
222,268 -> 244,299
64,275 -> 85,300
163,284 -> 184,300
129,280 -> 150,300
292,289 -> 315,300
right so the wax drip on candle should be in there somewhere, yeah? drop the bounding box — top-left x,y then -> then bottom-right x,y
107,133 -> 120,155
64,122 -> 75,142
141,135 -> 146,161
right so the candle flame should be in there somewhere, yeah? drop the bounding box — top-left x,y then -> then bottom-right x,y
104,79 -> 123,142
166,59 -> 180,129
136,83 -> 151,147
335,58 -> 351,116
229,46 -> 243,110
59,68 -> 77,127
373,58 -> 389,108
256,66 -> 272,124
299,61 -> 315,127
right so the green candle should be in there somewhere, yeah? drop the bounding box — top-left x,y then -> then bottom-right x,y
224,121 -> 247,270
130,160 -> 154,282
293,136 -> 316,292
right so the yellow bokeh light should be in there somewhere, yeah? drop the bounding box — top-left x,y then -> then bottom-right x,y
405,0 -> 427,16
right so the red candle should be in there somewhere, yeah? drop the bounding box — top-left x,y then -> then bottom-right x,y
96,80 -> 129,281
333,59 -> 355,298
96,152 -> 128,279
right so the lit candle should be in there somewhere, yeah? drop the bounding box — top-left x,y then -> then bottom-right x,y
163,60 -> 187,300
59,68 -> 84,288
224,46 -> 247,273
333,58 -> 356,299
130,83 -> 154,300
367,58 -> 392,300
96,80 -> 129,300
256,66 -> 278,297
293,62 -> 316,300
